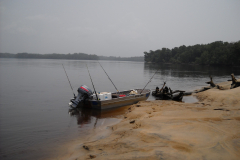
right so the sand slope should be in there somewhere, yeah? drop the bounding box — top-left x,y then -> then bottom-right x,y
66,83 -> 240,160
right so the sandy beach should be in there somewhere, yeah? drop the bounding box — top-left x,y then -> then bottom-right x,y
61,80 -> 240,160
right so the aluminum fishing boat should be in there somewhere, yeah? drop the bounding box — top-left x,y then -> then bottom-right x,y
69,85 -> 150,110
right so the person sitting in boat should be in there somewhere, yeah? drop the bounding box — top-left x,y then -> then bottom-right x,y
155,87 -> 159,93
163,86 -> 169,94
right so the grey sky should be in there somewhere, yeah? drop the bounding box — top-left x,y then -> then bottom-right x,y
0,0 -> 240,57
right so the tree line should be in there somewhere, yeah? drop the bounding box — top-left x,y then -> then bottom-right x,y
0,52 -> 99,60
144,41 -> 240,65
0,53 -> 144,62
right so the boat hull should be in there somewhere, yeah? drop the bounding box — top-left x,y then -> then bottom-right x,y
71,89 -> 150,110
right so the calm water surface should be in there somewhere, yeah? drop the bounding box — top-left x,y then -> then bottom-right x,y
0,58 -> 239,159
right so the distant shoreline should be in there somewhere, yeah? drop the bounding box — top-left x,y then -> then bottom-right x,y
0,53 -> 144,62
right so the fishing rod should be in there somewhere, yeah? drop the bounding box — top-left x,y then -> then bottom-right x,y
62,64 -> 76,98
140,68 -> 161,94
98,61 -> 119,93
86,64 -> 99,101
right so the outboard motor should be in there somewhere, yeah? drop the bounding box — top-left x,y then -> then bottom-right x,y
69,85 -> 93,108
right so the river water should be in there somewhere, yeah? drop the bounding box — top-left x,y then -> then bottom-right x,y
0,58 -> 239,159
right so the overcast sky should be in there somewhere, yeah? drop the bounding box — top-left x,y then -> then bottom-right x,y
0,0 -> 240,57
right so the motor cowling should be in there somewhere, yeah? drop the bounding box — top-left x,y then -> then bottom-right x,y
77,85 -> 93,97
69,85 -> 93,108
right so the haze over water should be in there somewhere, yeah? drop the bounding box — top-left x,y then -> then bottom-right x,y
0,58 -> 239,159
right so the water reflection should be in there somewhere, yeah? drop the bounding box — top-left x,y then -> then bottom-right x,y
144,63 -> 240,78
143,63 -> 240,94
68,106 -> 130,128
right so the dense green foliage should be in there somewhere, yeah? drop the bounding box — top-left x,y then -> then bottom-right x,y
0,52 -> 99,60
144,41 -> 240,65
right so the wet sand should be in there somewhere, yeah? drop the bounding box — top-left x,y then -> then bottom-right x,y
60,80 -> 240,160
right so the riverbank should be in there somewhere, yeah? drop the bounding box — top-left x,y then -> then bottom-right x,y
61,80 -> 240,160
